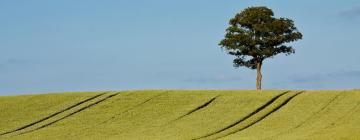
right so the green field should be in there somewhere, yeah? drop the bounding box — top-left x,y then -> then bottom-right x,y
1,90 -> 360,140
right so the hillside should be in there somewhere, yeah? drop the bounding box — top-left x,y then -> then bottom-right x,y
0,90 -> 360,140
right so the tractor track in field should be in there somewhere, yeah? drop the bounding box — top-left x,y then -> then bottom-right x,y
305,103 -> 360,139
75,92 -> 168,135
100,92 -> 167,125
305,100 -> 360,138
171,95 -> 220,122
323,101 -> 360,129
0,93 -> 107,136
216,91 -> 304,139
193,91 -> 289,140
293,91 -> 346,129
263,91 -> 348,140
160,95 -> 220,127
17,93 -> 118,136
193,91 -> 303,140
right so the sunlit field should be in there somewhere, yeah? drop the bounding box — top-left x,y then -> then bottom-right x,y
1,90 -> 360,140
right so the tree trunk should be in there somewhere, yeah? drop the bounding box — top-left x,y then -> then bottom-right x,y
256,62 -> 262,90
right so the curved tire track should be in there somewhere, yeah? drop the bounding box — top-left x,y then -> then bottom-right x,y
294,91 -> 346,129
99,92 -> 166,125
170,95 -> 220,123
194,91 -> 303,140
0,93 -> 106,136
217,91 -> 303,140
264,91 -> 347,140
18,93 -> 118,135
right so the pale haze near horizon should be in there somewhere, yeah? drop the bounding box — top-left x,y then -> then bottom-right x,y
1,0 -> 360,95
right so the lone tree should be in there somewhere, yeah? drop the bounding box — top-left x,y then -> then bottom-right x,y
219,6 -> 302,90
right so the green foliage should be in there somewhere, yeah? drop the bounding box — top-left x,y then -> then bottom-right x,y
219,6 -> 302,69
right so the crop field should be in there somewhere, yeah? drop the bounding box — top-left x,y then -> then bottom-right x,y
1,90 -> 360,140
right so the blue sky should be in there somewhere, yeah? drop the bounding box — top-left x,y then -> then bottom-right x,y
1,0 -> 360,95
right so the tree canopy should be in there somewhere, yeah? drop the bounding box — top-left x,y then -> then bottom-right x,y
219,6 -> 302,90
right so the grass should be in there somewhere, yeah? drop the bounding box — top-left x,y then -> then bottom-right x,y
0,90 -> 359,140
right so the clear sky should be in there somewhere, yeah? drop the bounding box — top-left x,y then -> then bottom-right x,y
1,0 -> 360,95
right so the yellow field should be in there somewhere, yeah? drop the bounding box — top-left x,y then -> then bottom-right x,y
0,90 -> 359,140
